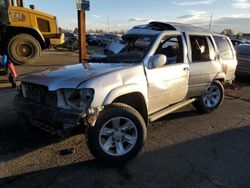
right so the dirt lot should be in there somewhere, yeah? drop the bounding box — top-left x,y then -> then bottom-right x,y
0,51 -> 250,188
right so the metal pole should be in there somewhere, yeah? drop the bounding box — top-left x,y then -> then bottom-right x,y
78,10 -> 87,63
108,16 -> 109,33
209,14 -> 213,30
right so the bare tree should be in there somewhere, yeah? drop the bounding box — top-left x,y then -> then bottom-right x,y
221,29 -> 234,36
73,27 -> 78,34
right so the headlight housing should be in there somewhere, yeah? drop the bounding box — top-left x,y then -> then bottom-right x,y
57,88 -> 94,111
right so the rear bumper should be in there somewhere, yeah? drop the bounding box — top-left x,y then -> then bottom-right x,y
14,94 -> 84,135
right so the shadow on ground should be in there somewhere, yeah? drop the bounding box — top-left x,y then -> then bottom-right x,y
0,107 -> 199,163
0,74 -> 249,187
235,75 -> 250,86
1,125 -> 250,188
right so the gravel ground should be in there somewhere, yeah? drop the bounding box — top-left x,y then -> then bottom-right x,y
0,51 -> 250,188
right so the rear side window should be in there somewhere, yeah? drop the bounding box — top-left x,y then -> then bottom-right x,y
190,35 -> 215,62
213,36 -> 234,60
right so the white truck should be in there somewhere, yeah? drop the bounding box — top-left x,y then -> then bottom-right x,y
15,22 -> 237,165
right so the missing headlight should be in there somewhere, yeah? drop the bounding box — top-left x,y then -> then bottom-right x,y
68,90 -> 81,103
58,88 -> 94,111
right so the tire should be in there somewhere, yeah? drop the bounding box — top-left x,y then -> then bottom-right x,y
193,81 -> 224,113
87,103 -> 147,165
8,34 -> 41,65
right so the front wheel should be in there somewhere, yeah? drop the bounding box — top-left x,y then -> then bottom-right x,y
193,81 -> 224,113
87,103 -> 147,165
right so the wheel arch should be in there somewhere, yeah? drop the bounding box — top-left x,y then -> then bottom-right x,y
112,92 -> 148,125
102,84 -> 148,124
214,72 -> 226,84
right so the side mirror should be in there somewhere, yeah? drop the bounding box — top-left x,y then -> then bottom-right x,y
149,54 -> 167,69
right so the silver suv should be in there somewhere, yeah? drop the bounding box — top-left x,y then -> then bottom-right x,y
15,22 -> 237,165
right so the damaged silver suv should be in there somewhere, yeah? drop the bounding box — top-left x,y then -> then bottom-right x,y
15,22 -> 237,165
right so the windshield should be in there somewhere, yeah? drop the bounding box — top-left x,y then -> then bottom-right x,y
89,35 -> 156,63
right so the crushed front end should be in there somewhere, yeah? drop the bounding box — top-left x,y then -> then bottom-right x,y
14,82 -> 95,136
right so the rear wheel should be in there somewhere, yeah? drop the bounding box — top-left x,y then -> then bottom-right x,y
193,81 -> 224,113
8,34 -> 41,65
87,103 -> 147,165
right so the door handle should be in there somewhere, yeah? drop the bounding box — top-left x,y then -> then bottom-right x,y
183,67 -> 189,71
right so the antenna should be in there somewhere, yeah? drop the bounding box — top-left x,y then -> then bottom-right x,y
209,14 -> 213,30
108,16 -> 110,33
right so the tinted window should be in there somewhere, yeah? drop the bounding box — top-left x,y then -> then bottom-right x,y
213,36 -> 234,60
190,35 -> 215,62
155,35 -> 184,65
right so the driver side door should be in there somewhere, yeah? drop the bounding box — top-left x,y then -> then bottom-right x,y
146,33 -> 189,115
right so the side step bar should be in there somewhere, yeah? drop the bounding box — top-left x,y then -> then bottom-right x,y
149,98 -> 196,122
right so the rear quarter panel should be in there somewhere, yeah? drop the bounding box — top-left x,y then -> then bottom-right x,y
224,37 -> 237,82
212,35 -> 237,83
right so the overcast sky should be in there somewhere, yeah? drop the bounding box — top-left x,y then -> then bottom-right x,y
25,0 -> 250,33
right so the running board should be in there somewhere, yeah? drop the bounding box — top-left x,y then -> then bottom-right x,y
149,98 -> 196,122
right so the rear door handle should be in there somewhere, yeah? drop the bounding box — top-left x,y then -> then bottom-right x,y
183,67 -> 189,71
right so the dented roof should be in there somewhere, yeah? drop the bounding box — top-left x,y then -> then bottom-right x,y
127,21 -> 213,36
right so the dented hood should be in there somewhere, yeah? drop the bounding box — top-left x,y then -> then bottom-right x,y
18,63 -> 132,91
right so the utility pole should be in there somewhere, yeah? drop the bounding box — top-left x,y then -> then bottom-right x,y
78,10 -> 87,63
76,0 -> 90,63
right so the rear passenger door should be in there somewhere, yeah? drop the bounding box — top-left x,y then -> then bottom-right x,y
186,34 -> 222,98
213,35 -> 237,83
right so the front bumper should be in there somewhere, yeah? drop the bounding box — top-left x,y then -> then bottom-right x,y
14,94 -> 85,135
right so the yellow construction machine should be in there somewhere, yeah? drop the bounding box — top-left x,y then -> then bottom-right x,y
0,0 -> 64,64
